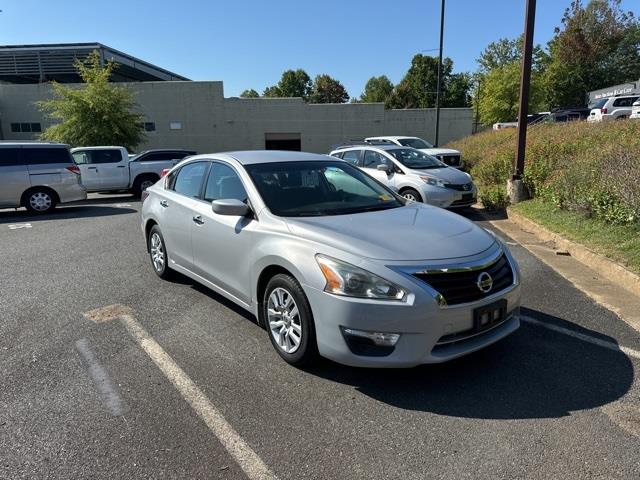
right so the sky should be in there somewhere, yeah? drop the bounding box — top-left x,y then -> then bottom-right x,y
0,0 -> 638,97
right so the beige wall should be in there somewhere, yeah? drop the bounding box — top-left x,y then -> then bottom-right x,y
0,81 -> 472,153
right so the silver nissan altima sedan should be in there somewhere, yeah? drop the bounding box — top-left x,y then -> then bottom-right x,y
141,151 -> 521,368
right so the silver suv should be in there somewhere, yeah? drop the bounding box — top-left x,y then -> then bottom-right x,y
141,151 -> 520,368
330,144 -> 477,208
0,142 -> 86,213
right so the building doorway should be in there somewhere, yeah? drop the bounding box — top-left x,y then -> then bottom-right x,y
265,133 -> 301,151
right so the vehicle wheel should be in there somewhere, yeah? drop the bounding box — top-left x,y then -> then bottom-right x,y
148,225 -> 173,279
24,188 -> 57,214
133,175 -> 158,198
616,115 -> 629,121
400,188 -> 422,203
264,274 -> 318,367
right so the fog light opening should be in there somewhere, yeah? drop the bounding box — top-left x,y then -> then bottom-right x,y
341,328 -> 400,347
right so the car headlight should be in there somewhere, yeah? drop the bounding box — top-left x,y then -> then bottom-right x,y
315,255 -> 406,301
420,175 -> 445,188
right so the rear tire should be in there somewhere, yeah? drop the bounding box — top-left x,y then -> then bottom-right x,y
24,188 -> 57,214
133,175 -> 158,198
263,274 -> 318,367
400,188 -> 423,203
148,225 -> 173,280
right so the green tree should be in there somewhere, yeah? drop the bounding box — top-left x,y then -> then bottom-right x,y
544,0 -> 640,107
309,74 -> 349,103
387,54 -> 448,109
444,72 -> 473,107
359,75 -> 394,103
476,61 -> 546,125
263,69 -> 312,99
37,51 -> 144,150
240,88 -> 259,98
477,36 -> 548,73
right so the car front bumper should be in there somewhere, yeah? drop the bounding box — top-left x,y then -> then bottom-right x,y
303,271 -> 521,368
420,184 -> 478,209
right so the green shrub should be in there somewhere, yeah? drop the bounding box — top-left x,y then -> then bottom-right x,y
447,121 -> 640,225
480,186 -> 510,211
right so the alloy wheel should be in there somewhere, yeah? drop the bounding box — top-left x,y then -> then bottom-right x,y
402,192 -> 418,202
267,287 -> 302,354
140,180 -> 155,192
29,192 -> 52,212
150,233 -> 165,272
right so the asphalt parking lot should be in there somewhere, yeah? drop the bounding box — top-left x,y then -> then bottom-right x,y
1,194 -> 640,480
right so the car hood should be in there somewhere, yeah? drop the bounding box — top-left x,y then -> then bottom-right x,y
284,204 -> 495,261
419,147 -> 460,156
410,165 -> 471,183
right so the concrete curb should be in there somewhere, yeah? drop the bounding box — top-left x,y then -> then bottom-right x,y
506,209 -> 640,298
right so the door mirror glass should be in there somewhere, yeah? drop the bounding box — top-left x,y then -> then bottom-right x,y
212,198 -> 250,216
377,164 -> 391,173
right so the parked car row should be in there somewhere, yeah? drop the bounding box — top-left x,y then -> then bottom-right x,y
141,150 -> 521,368
588,95 -> 640,122
0,142 -> 195,213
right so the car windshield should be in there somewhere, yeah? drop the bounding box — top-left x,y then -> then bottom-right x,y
246,161 -> 403,217
397,138 -> 433,149
387,148 -> 444,169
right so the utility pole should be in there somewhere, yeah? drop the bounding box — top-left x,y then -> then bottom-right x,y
509,0 -> 537,203
434,0 -> 445,147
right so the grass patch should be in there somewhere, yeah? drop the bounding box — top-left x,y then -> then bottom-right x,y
511,198 -> 640,275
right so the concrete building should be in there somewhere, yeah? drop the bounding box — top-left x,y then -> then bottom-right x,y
0,43 -> 473,153
588,79 -> 640,107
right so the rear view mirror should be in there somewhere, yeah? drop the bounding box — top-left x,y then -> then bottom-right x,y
212,199 -> 250,216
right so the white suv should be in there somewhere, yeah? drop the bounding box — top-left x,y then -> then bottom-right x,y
630,99 -> 640,119
365,136 -> 464,169
588,95 -> 639,122
330,144 -> 477,209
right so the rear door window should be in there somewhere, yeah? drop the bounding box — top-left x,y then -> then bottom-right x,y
173,162 -> 208,198
88,150 -> 123,164
23,148 -> 72,165
0,148 -> 24,167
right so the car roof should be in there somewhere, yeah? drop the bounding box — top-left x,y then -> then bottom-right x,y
188,150 -> 334,166
0,141 -> 68,147
365,136 -> 419,141
71,146 -> 125,151
332,144 -> 404,152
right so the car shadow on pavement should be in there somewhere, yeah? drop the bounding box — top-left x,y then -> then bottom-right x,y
456,206 -> 507,222
306,306 -> 634,420
0,205 -> 137,224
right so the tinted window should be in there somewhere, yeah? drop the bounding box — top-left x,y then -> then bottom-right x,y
593,98 -> 608,109
246,161 -> 402,217
613,97 -> 639,107
173,162 -> 207,198
341,150 -> 361,166
0,148 -> 24,166
89,150 -> 122,164
23,148 -> 72,165
204,163 -> 247,202
362,150 -> 389,169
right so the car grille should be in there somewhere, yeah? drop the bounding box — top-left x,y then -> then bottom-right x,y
438,154 -> 461,166
412,254 -> 514,305
444,182 -> 473,191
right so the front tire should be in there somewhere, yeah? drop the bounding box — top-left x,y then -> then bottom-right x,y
148,225 -> 173,279
133,175 -> 158,198
264,274 -> 318,367
24,188 -> 57,214
401,188 -> 423,203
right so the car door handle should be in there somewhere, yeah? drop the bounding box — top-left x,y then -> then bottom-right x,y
159,200 -> 168,208
116,165 -> 126,168
87,166 -> 97,170
192,215 -> 204,225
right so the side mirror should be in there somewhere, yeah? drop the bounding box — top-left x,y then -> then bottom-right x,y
211,199 -> 250,216
377,164 -> 392,174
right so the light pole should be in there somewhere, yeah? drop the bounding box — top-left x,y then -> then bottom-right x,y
509,0 -> 537,203
434,0 -> 445,147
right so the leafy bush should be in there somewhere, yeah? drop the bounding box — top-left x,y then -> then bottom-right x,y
480,186 -> 510,211
447,120 -> 640,224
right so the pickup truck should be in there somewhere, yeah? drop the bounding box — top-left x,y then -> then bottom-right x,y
70,147 -> 196,196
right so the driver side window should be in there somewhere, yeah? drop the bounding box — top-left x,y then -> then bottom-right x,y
204,162 -> 247,202
362,150 -> 389,169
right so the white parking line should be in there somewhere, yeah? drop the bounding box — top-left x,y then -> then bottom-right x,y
522,316 -> 640,360
118,312 -> 277,480
7,223 -> 32,230
75,338 -> 127,416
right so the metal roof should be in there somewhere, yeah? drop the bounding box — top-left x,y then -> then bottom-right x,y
0,43 -> 189,84
191,151 -> 334,166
